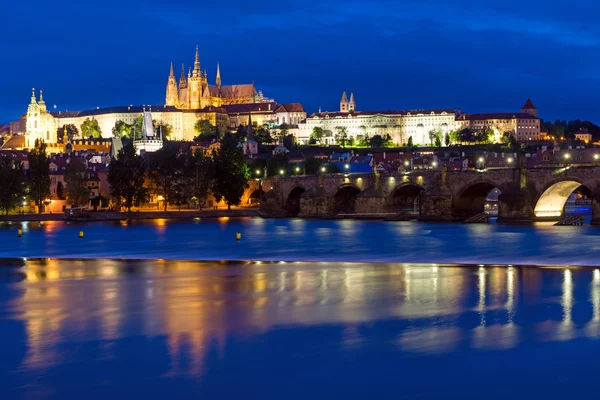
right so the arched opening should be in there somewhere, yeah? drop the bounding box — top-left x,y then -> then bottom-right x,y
388,183 -> 423,213
332,185 -> 361,214
285,186 -> 305,215
454,182 -> 500,219
534,180 -> 592,218
248,189 -> 263,206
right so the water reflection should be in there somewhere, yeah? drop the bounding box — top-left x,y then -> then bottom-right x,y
3,260 -> 600,396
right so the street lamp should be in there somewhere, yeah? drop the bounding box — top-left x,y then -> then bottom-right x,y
507,157 -> 513,163
564,153 -> 571,160
321,166 -> 326,173
595,154 -> 599,160
404,160 -> 409,166
478,157 -> 484,163
432,161 -> 438,168
256,169 -> 261,175
345,164 -> 350,170
295,166 -> 300,173
279,169 -> 284,175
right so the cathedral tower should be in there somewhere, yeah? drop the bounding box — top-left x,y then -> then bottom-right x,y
165,62 -> 179,106
348,92 -> 356,111
188,46 -> 203,109
340,91 -> 349,112
178,63 -> 188,108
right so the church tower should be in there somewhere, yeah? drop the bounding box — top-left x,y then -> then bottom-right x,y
216,62 -> 221,88
520,98 -> 538,117
340,91 -> 349,112
188,46 -> 202,109
25,89 -> 56,147
178,63 -> 188,108
348,92 -> 356,111
165,62 -> 179,106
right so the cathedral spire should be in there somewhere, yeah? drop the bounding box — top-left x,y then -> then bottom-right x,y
193,45 -> 201,77
169,62 -> 174,78
247,113 -> 254,140
179,63 -> 187,88
216,62 -> 221,88
39,89 -> 45,104
30,88 -> 37,104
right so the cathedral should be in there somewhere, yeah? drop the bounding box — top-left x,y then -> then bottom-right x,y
165,46 -> 267,109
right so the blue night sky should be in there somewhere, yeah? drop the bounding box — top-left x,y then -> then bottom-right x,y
1,0 -> 599,123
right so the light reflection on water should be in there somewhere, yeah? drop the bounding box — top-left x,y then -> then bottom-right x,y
2,260 -> 600,397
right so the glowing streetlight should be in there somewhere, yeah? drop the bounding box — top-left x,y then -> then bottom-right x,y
507,157 -> 513,163
478,157 -> 484,163
595,154 -> 599,160
564,153 -> 571,159
279,169 -> 284,175
295,166 -> 300,172
345,164 -> 350,170
321,166 -> 326,173
432,161 -> 438,167
404,160 -> 409,166
255,169 -> 261,175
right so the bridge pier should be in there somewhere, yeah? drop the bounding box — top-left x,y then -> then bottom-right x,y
591,193 -> 600,225
299,186 -> 330,217
497,187 -> 534,223
418,187 -> 454,221
355,187 -> 386,214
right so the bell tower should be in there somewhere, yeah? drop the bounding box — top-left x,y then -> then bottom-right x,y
340,91 -> 349,112
165,62 -> 178,107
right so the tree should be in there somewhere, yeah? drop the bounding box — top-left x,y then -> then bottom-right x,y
183,149 -> 215,209
212,133 -> 250,210
370,135 -> 384,147
310,127 -> 324,144
0,155 -> 26,215
254,125 -> 273,144
383,134 -> 395,147
57,124 -> 79,143
267,154 -> 289,177
56,181 -> 65,200
112,120 -> 133,138
356,135 -> 370,147
64,158 -> 90,207
335,126 -> 349,147
148,145 -> 184,212
27,139 -> 51,214
279,123 -> 290,137
283,134 -> 297,149
108,144 -> 149,212
429,129 -> 443,146
81,118 -> 102,138
444,133 -> 450,147
304,157 -> 323,175
194,119 -> 217,137
235,124 -> 247,143
475,126 -> 494,144
155,122 -> 172,139
407,136 -> 414,147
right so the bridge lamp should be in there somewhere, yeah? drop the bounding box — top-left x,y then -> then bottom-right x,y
432,161 -> 438,167
564,153 -> 571,159
321,167 -> 326,173
595,154 -> 599,160
478,157 -> 484,163
295,166 -> 300,172
345,164 -> 350,170
279,169 -> 284,175
255,169 -> 261,175
507,157 -> 513,163
404,160 -> 410,166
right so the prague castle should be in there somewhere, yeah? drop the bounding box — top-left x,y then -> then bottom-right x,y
165,46 -> 266,109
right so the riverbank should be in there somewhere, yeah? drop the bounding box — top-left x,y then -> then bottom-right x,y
0,209 -> 261,222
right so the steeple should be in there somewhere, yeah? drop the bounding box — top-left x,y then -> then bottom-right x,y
247,113 -> 254,140
38,90 -> 46,111
340,90 -> 349,112
193,45 -> 201,77
39,90 -> 45,104
348,92 -> 355,111
169,62 -> 174,78
216,62 -> 221,88
30,88 -> 37,104
179,63 -> 187,88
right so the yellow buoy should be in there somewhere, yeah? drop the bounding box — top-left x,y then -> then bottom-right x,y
79,231 -> 84,238
236,232 -> 241,241
17,229 -> 22,237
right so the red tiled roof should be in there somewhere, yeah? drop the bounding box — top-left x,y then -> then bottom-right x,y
0,135 -> 25,149
522,99 -> 537,110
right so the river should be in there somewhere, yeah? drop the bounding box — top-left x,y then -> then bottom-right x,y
1,219 -> 600,398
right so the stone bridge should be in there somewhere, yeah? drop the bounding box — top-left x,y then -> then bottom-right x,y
258,166 -> 600,224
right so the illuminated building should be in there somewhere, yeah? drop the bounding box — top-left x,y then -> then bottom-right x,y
133,109 -> 163,155
165,46 -> 269,109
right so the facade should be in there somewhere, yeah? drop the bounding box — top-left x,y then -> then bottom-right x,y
575,128 -> 593,143
23,89 -> 58,148
165,46 -> 269,109
298,93 -> 541,145
298,92 -> 456,145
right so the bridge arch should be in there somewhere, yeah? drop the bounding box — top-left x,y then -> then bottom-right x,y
388,182 -> 424,212
454,179 -> 502,218
331,184 -> 361,214
533,178 -> 592,218
285,185 -> 306,215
